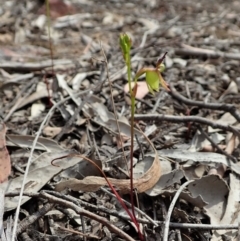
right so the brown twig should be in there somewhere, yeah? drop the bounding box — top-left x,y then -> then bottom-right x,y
198,126 -> 237,163
57,225 -> 100,239
169,84 -> 240,123
134,114 -> 240,137
16,203 -> 54,235
163,180 -> 194,241
4,191 -> 239,230
38,191 -> 136,241
5,191 -> 239,230
174,43 -> 240,61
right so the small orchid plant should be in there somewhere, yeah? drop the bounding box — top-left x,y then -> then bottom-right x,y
119,33 -> 169,240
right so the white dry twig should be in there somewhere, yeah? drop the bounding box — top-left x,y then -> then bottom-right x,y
163,180 -> 194,241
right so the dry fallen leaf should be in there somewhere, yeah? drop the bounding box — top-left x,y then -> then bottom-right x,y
0,123 -> 11,183
4,150 -> 98,211
188,175 -> 229,224
145,169 -> 184,196
55,133 -> 161,194
160,189 -> 207,208
158,149 -> 240,176
16,89 -> 49,110
211,173 -> 240,241
6,134 -> 63,152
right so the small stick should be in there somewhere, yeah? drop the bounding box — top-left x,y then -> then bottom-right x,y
163,180 -> 194,241
6,190 -> 239,230
39,191 -> 136,241
169,84 -> 240,123
134,114 -> 240,137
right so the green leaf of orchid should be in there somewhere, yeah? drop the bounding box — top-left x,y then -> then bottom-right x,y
145,70 -> 160,94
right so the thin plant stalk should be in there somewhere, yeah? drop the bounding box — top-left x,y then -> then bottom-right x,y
45,0 -> 54,106
124,43 -> 138,225
120,34 -> 169,241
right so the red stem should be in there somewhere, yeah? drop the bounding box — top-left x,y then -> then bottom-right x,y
51,154 -> 143,240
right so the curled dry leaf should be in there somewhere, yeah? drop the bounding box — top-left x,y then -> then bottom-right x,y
0,123 -> 11,183
55,133 -> 161,194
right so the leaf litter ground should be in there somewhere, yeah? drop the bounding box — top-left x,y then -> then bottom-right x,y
0,0 -> 240,240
